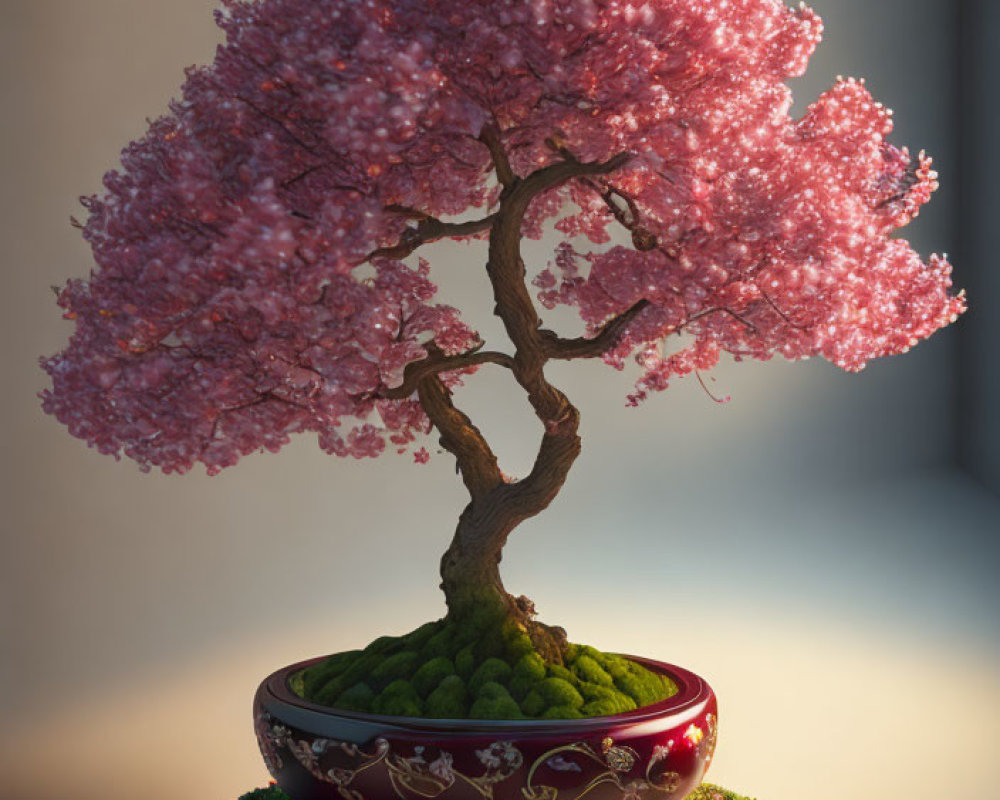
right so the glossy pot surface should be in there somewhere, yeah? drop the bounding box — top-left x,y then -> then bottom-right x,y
254,655 -> 717,800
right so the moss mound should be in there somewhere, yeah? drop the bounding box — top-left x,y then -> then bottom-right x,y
295,618 -> 677,720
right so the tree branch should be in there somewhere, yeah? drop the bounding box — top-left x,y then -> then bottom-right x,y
487,152 -> 633,349
540,299 -> 651,360
479,125 -> 516,189
486,150 -> 633,421
580,178 -> 658,251
501,406 -> 582,520
473,148 -> 632,526
367,211 -> 498,262
417,374 -> 504,499
381,345 -> 515,400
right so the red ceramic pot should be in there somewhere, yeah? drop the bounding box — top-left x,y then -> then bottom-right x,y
254,655 -> 717,800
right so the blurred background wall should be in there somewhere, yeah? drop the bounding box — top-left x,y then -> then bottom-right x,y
958,0 -> 1000,494
1,1 -> 997,799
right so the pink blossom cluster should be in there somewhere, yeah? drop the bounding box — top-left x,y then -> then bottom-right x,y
531,46 -> 965,401
42,0 -> 964,473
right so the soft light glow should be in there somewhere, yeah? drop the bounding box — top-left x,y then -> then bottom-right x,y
685,724 -> 705,746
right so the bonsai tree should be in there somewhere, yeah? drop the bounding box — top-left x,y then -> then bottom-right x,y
41,0 -> 963,721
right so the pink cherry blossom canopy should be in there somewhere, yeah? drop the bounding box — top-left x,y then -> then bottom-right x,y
41,0 -> 964,474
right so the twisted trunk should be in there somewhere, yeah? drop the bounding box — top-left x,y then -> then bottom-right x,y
389,132 -> 638,662
437,420 -> 582,661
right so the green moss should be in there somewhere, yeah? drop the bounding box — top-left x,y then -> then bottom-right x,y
519,689 -> 546,716
538,677 -> 584,708
601,653 -> 631,676
370,651 -> 421,688
454,645 -> 476,679
658,673 -> 679,701
468,657 -> 512,694
577,681 -> 610,702
688,785 -> 757,800
507,675 -> 534,701
507,652 -> 546,700
501,620 -> 535,661
300,649 -> 363,698
476,680 -> 512,699
571,655 -> 614,687
580,700 -> 618,716
469,682 -> 522,719
581,692 -> 637,716
312,678 -> 344,707
313,652 -> 383,706
577,683 -> 637,714
332,653 -> 384,696
472,629 -> 506,661
288,670 -> 306,698
450,623 -> 478,649
372,679 -> 423,716
611,669 -> 643,699
541,704 -> 583,719
465,598 -> 509,632
364,636 -> 401,655
298,622 -> 676,720
611,662 -> 675,707
412,657 -> 455,698
506,631 -> 534,660
512,652 -> 547,682
575,644 -> 604,662
403,620 -> 443,650
335,682 -> 375,712
420,627 -> 457,659
425,674 -> 468,718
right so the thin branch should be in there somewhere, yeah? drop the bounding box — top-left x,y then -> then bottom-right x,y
479,125 -> 517,189
759,289 -> 808,330
687,306 -> 760,334
383,204 -> 431,220
541,299 -> 651,360
695,371 -> 728,404
579,178 -> 659,251
381,345 -> 515,400
417,374 -> 504,499
233,93 -> 321,154
505,152 -> 633,229
367,212 -> 498,262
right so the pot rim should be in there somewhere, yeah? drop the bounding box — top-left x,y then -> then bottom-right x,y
261,653 -> 712,734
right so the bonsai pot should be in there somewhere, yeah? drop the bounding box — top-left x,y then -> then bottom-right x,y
254,655 -> 717,800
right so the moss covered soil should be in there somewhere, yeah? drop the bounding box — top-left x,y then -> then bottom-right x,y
292,617 -> 677,720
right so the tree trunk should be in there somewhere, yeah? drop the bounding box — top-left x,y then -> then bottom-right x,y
406,138 -> 635,665
440,491 -> 569,663
439,497 -> 512,622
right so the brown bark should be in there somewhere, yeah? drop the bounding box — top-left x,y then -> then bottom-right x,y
381,344 -> 514,401
367,209 -> 498,262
